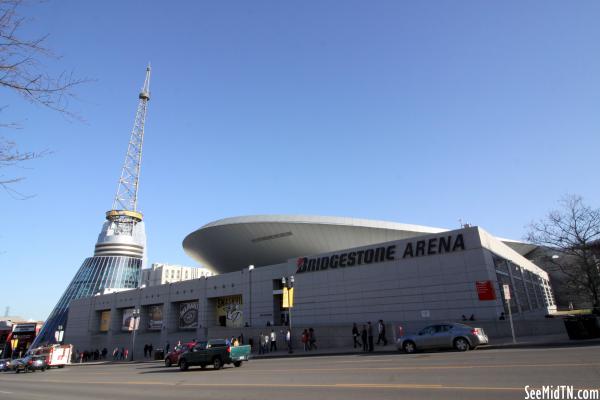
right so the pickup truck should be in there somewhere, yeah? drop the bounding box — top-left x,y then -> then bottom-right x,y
178,339 -> 251,371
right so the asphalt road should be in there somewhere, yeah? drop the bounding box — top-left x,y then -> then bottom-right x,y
1,345 -> 599,400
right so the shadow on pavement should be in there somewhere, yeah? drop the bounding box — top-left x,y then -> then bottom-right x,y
139,367 -> 233,375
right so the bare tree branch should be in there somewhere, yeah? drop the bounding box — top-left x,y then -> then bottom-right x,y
527,195 -> 600,314
0,0 -> 89,194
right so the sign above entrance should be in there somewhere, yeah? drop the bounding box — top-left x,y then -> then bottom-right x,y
296,233 -> 466,274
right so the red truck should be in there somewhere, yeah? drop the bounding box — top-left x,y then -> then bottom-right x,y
164,342 -> 195,367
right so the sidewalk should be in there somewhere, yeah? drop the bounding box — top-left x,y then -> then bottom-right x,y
248,333 -> 600,360
69,333 -> 600,365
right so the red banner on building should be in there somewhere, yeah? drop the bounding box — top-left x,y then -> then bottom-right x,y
476,280 -> 496,301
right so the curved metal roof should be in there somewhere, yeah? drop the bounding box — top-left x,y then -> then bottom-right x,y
183,215 -> 534,273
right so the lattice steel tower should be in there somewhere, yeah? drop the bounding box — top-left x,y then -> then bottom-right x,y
30,66 -> 152,349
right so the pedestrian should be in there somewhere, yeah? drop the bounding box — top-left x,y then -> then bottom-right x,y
352,323 -> 361,348
259,332 -> 265,355
361,325 -> 368,352
301,329 -> 309,351
367,321 -> 374,352
286,329 -> 292,354
124,348 -> 129,360
377,319 -> 388,346
148,344 -> 153,358
264,333 -> 270,353
165,341 -> 170,354
143,344 -> 148,358
270,329 -> 277,352
112,347 -> 118,360
309,328 -> 317,350
101,348 -> 107,359
121,347 -> 125,360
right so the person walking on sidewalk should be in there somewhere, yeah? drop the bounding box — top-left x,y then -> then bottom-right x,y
377,319 -> 388,345
286,329 -> 293,353
258,332 -> 265,355
352,323 -> 361,348
301,329 -> 309,351
367,321 -> 374,352
361,324 -> 368,352
270,329 -> 277,351
264,332 -> 270,353
308,327 -> 317,350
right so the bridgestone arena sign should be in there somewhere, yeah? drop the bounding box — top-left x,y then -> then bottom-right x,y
296,234 -> 466,274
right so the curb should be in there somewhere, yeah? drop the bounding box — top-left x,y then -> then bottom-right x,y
67,339 -> 600,365
479,338 -> 600,351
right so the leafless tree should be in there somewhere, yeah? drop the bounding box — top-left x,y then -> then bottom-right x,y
1,0 -> 87,197
527,195 -> 600,314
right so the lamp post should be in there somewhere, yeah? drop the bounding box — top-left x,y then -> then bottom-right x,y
282,275 -> 294,353
130,309 -> 140,361
248,265 -> 254,327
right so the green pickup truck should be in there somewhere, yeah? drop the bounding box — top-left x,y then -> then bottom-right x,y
178,339 -> 250,371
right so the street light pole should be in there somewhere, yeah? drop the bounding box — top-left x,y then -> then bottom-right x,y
282,276 -> 294,354
131,309 -> 140,361
248,265 -> 254,327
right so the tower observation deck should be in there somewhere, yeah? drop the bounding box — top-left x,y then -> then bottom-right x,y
30,66 -> 152,349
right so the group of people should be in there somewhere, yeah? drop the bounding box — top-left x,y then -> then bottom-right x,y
73,348 -> 108,363
300,328 -> 317,351
227,335 -> 244,347
112,347 -> 129,360
142,343 -> 154,358
352,320 -> 387,352
257,329 -> 279,354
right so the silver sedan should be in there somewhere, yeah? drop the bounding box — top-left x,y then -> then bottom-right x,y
397,323 -> 489,353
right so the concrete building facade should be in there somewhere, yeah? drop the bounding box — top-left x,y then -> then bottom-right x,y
65,226 -> 559,356
140,263 -> 214,287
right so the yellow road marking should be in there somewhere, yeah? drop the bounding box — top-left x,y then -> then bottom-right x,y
242,362 -> 599,372
2,378 -> 597,393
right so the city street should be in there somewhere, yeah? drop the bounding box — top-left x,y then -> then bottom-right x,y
1,344 -> 599,400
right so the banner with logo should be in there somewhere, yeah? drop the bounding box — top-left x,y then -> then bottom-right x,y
99,310 -> 111,332
121,308 -> 136,331
179,301 -> 199,329
216,295 -> 243,328
147,305 -> 163,330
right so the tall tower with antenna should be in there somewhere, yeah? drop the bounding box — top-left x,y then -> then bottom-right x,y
30,66 -> 152,349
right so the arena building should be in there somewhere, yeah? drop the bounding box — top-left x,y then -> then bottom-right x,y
64,215 -> 563,355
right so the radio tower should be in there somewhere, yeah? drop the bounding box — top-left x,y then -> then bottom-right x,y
112,64 -> 151,214
31,66 -> 152,349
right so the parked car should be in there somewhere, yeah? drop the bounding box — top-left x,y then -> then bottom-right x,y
164,342 -> 195,367
13,355 -> 48,373
178,339 -> 251,371
0,359 -> 12,372
397,323 -> 489,353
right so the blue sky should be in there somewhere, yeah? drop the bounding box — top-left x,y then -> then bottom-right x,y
1,1 -> 599,321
